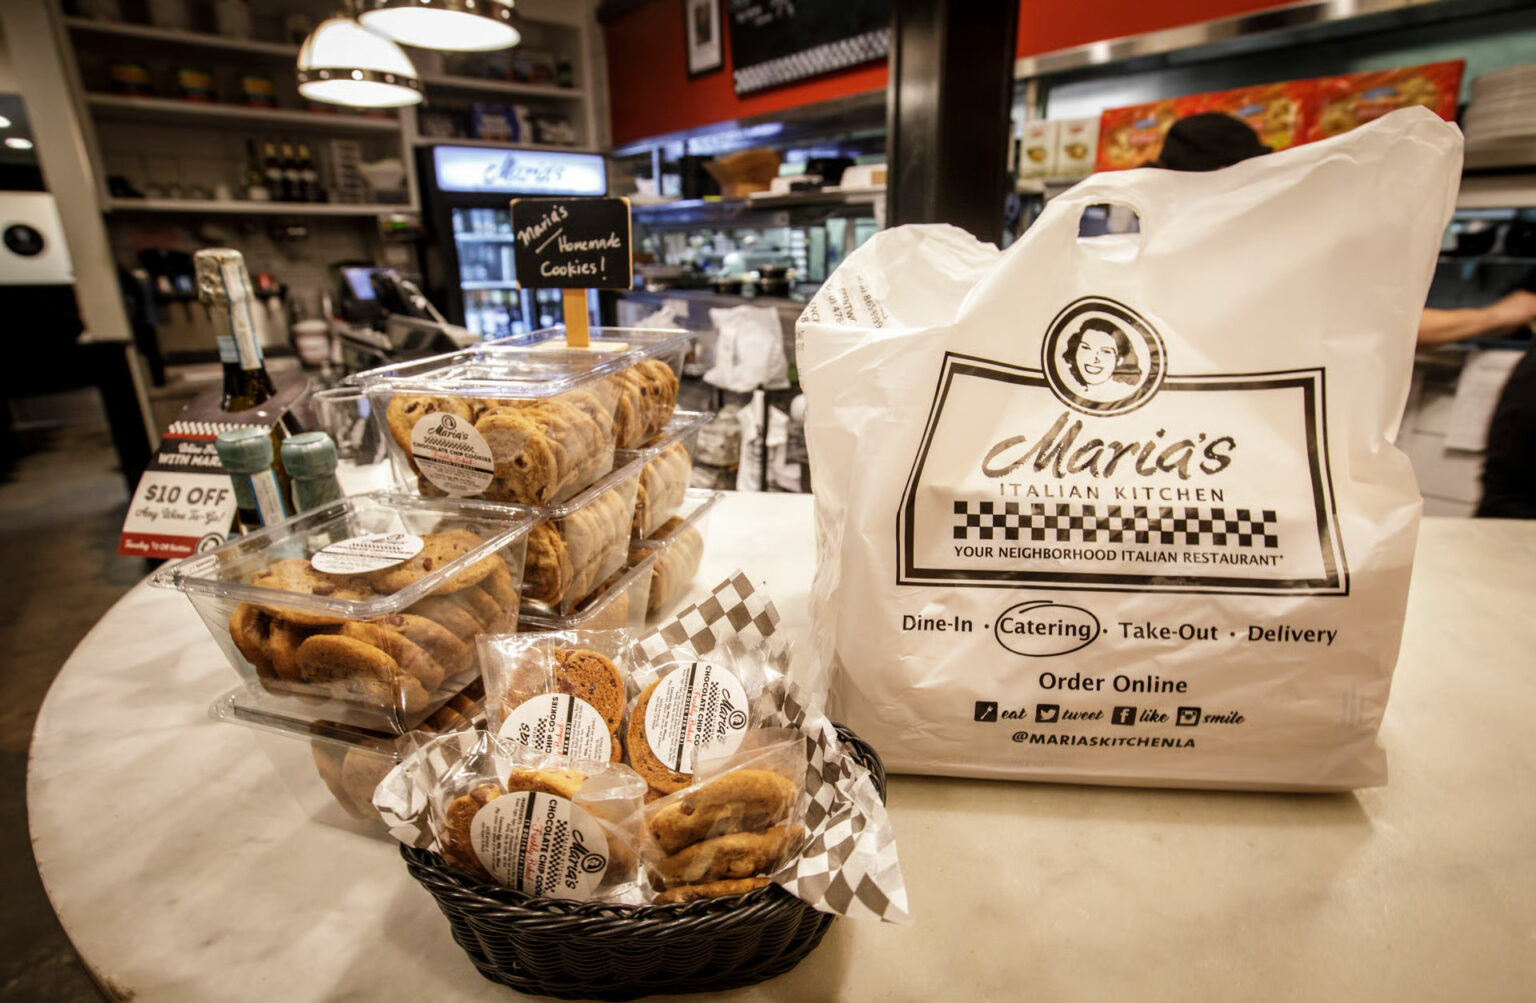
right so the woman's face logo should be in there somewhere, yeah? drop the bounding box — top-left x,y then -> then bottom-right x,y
1043,298 -> 1166,416
1074,329 -> 1119,386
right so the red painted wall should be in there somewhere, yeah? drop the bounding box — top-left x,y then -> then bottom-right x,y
604,0 -> 1303,146
1017,0 -> 1301,58
604,0 -> 888,148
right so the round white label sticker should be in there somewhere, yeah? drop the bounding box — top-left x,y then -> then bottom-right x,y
470,792 -> 610,899
410,412 -> 494,496
497,694 -> 613,762
644,662 -> 751,775
310,532 -> 425,574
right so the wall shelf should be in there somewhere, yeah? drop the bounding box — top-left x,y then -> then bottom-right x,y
105,198 -> 408,216
629,186 -> 885,224
410,135 -> 602,153
86,94 -> 401,132
418,74 -> 584,100
64,17 -> 299,57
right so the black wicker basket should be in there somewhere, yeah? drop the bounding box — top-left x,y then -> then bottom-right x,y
401,724 -> 886,1001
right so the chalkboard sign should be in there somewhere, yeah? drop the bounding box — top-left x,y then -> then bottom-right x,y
728,0 -> 889,95
508,196 -> 632,290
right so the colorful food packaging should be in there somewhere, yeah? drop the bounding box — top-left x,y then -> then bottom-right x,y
1095,98 -> 1193,171
1017,120 -> 1058,180
1052,117 -> 1100,178
1305,61 -> 1464,142
1197,80 -> 1316,151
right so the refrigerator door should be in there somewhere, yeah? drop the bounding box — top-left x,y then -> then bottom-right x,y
421,145 -> 609,338
452,206 -> 532,339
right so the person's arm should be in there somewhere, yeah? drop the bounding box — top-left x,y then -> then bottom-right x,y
1418,290 -> 1536,348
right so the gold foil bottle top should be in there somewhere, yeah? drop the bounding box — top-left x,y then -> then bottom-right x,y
193,248 -> 253,307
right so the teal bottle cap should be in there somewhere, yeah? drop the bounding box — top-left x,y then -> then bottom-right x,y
281,431 -> 339,477
216,426 -> 274,473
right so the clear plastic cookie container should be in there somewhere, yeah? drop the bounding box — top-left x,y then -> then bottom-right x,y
520,454 -> 646,617
153,491 -> 533,733
209,680 -> 484,839
484,327 -> 696,450
356,346 -> 625,506
627,489 -> 722,621
520,548 -> 660,633
615,410 -> 713,538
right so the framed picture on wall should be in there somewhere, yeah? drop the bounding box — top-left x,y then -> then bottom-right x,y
685,0 -> 723,77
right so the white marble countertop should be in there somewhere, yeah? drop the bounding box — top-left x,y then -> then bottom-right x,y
28,495 -> 1536,1002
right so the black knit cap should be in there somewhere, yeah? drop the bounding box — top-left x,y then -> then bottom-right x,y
1152,112 -> 1271,171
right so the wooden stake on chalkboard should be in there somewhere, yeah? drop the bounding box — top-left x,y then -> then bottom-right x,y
563,289 -> 590,347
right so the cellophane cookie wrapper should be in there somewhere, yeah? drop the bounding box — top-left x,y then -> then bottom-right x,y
376,729 -> 651,904
632,574 -> 910,923
624,582 -> 790,799
798,108 -> 1462,791
641,729 -> 809,903
477,629 -> 634,761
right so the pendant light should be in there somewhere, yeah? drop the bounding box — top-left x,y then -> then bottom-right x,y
359,0 -> 521,53
296,17 -> 424,108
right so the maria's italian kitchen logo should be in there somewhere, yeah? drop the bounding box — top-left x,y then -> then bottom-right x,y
1042,296 -> 1166,416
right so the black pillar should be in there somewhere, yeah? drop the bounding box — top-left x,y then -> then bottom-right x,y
886,0 -> 1020,244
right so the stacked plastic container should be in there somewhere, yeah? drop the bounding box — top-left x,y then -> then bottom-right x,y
156,327 -> 716,837
154,492 -> 535,836
629,488 -> 723,620
356,328 -> 703,626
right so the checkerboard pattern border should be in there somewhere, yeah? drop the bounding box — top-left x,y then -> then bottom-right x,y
954,501 -> 1279,549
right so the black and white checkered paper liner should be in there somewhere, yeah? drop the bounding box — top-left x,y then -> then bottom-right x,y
375,573 -> 908,922
629,570 -> 781,688
633,572 -> 909,924
375,729 -> 482,849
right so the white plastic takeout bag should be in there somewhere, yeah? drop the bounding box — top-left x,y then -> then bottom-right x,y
797,108 -> 1462,790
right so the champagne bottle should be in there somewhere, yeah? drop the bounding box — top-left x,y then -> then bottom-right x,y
196,248 -> 278,410
296,141 -> 319,202
280,141 -> 300,202
243,139 -> 269,201
196,248 -> 302,508
262,141 -> 283,201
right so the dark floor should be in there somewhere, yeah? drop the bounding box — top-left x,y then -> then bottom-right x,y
1,394 -> 139,1002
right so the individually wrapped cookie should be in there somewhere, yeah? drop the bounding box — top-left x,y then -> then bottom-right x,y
641,729 -> 808,904
619,574 -> 911,922
623,633 -> 789,801
477,630 -> 633,764
409,730 -> 649,902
